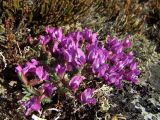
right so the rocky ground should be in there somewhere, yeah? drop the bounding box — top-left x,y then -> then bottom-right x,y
0,50 -> 160,120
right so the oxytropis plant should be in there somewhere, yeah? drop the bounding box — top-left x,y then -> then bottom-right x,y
15,27 -> 140,116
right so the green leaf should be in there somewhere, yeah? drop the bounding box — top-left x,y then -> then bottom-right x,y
6,9 -> 13,19
26,92 -> 32,97
21,95 -> 31,101
22,85 -> 39,96
2,1 -> 8,8
42,98 -> 52,105
26,85 -> 40,95
13,0 -> 20,10
40,2 -> 46,15
50,73 -> 59,81
29,13 -> 33,23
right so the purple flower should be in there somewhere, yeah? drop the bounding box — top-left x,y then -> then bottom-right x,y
92,58 -> 101,72
23,63 -> 36,73
51,28 -> 63,41
124,61 -> 140,84
23,96 -> 41,116
73,48 -> 86,68
106,37 -> 119,47
121,54 -> 133,65
107,73 -> 122,87
115,61 -> 126,71
67,30 -> 83,47
39,35 -> 51,45
110,53 -> 124,63
80,88 -> 96,105
130,62 -> 138,71
15,65 -> 23,74
122,36 -> 132,47
23,59 -> 39,74
87,45 -> 99,61
15,59 -> 49,82
128,51 -> 134,56
125,71 -> 140,84
82,28 -> 97,44
97,64 -> 109,77
90,48 -> 108,74
69,74 -> 85,91
60,37 -> 76,49
62,49 -> 73,62
41,82 -> 57,96
112,43 -> 123,54
45,26 -> 54,34
35,66 -> 49,81
30,59 -> 39,65
97,49 -> 108,64
52,41 -> 60,52
15,59 -> 38,75
55,64 -> 66,78
74,31 -> 83,46
108,65 -> 118,73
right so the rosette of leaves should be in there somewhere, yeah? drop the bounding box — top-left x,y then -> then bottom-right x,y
2,0 -> 100,36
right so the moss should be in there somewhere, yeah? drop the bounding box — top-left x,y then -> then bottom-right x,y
131,34 -> 160,80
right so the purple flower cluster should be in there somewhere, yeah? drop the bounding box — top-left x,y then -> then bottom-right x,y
15,59 -> 48,81
22,82 -> 56,116
80,88 -> 96,105
87,36 -> 140,87
69,74 -> 85,91
40,27 -> 87,70
15,59 -> 56,115
16,27 -> 140,116
38,27 -> 140,104
23,96 -> 41,116
39,27 -> 140,87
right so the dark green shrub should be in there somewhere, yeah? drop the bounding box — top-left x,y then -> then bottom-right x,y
2,0 -> 100,35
